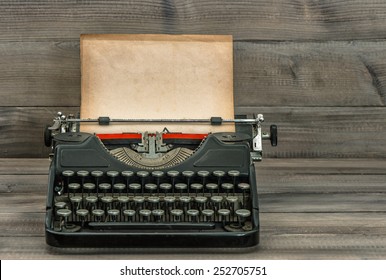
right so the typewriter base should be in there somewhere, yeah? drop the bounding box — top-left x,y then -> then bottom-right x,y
45,227 -> 259,248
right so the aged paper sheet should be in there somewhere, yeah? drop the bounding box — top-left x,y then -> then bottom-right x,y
80,34 -> 234,133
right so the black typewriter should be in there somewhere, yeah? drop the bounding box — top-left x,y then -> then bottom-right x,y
44,113 -> 277,248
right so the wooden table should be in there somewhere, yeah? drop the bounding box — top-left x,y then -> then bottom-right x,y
1,158 -> 386,259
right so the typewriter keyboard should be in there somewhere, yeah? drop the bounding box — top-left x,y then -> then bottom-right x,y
52,169 -> 254,233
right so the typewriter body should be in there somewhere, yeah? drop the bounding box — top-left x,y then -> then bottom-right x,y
44,114 -> 277,248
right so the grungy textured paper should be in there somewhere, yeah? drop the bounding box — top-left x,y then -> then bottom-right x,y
80,34 -> 234,133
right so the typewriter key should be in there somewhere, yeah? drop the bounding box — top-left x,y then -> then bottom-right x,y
206,183 -> 218,195
238,183 -> 250,207
85,195 -> 98,211
117,195 -> 129,207
197,171 -> 210,190
122,171 -> 134,195
83,183 -> 96,196
91,170 -> 103,196
76,209 -> 89,227
139,209 -> 151,222
77,170 -> 89,177
201,209 -> 214,222
210,196 -> 223,213
123,209 -> 136,222
167,170 -> 179,194
152,209 -> 165,222
92,209 -> 105,222
151,171 -> 164,193
107,209 -> 120,222
175,183 -> 187,196
225,196 -> 239,220
170,209 -> 183,222
55,201 -> 67,209
101,196 -> 113,212
68,183 -> 80,197
228,170 -> 240,195
145,183 -> 157,195
235,209 -> 251,228
56,208 -> 72,230
190,183 -> 203,195
99,183 -> 111,196
147,196 -> 160,210
218,209 -> 231,226
70,196 -> 82,220
194,196 -> 208,211
213,170 -> 225,193
62,170 -> 74,198
107,171 -> 119,189
221,183 -> 233,196
187,209 -> 199,222
129,183 -> 141,196
137,171 -> 149,194
182,170 -> 194,193
113,183 -> 126,196
160,183 -> 172,195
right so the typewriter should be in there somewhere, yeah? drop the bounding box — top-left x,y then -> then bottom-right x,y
44,113 -> 277,248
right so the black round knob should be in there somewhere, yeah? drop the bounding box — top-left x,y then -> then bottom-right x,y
270,124 -> 278,147
44,125 -> 53,147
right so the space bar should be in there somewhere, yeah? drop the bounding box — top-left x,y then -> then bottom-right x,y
88,222 -> 216,230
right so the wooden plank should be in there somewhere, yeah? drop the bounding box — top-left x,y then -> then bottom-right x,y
237,107 -> 386,158
1,234 -> 386,259
234,41 -> 386,107
0,106 -> 78,157
2,1 -> 386,41
2,40 -> 386,107
0,158 -> 50,175
0,175 -> 47,194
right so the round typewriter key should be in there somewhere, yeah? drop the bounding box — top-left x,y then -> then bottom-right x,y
70,196 -> 82,219
152,170 -> 164,178
160,183 -> 172,195
147,196 -> 160,210
85,195 -> 98,211
76,209 -> 89,226
139,209 -> 151,222
91,170 -> 103,177
221,183 -> 233,197
145,183 -> 157,193
123,209 -> 136,222
137,170 -> 150,178
129,183 -> 141,196
56,208 -> 72,230
238,183 -> 250,207
213,170 -> 226,178
77,170 -> 89,177
68,183 -> 80,197
167,170 -> 179,178
206,183 -> 218,195
133,196 -> 145,211
202,209 -> 214,222
152,209 -> 165,222
83,182 -> 96,194
107,209 -> 120,222
55,201 -> 67,209
92,209 -> 104,222
101,196 -> 113,212
122,170 -> 134,177
107,170 -> 119,178
218,209 -> 231,225
118,195 -> 129,204
187,209 -> 199,222
197,170 -> 210,178
210,196 -> 223,213
170,209 -> 183,222
113,183 -> 126,196
182,170 -> 194,178
62,170 -> 75,177
228,170 -> 240,177
194,196 -> 208,211
190,183 -> 203,195
99,183 -> 111,196
235,209 -> 251,228
179,196 -> 191,204
175,183 -> 187,196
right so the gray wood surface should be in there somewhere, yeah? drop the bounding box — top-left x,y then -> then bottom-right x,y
1,158 -> 386,259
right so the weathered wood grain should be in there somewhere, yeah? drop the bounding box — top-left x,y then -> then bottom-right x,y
1,0 -> 386,41
237,106 -> 386,158
1,234 -> 386,259
2,40 -> 386,107
0,107 -> 78,157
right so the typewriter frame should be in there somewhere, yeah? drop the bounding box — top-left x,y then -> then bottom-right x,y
44,114 -> 276,248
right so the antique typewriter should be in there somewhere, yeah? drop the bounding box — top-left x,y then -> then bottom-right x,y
44,113 -> 277,247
